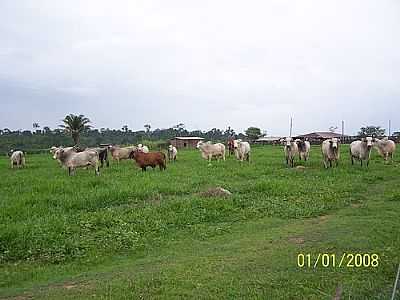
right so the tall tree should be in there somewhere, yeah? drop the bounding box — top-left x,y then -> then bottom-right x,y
358,126 -> 385,137
60,114 -> 91,145
245,127 -> 262,141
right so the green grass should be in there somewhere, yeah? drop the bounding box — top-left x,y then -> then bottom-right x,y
0,145 -> 399,299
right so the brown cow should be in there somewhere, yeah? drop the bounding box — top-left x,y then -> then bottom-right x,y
227,138 -> 235,156
129,150 -> 166,171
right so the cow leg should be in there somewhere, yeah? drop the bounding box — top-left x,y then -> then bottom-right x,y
142,167 -> 146,172
106,159 -> 110,167
351,156 -> 354,165
367,159 -> 369,167
360,160 -> 363,167
68,167 -> 72,176
329,160 -> 332,168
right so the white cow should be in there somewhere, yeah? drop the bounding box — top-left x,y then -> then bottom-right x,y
350,137 -> 374,167
283,137 -> 298,167
108,145 -> 136,163
137,144 -> 149,153
321,138 -> 340,168
374,137 -> 396,163
233,139 -> 251,162
196,141 -> 226,164
9,150 -> 25,168
295,139 -> 311,161
54,148 -> 99,175
168,145 -> 178,162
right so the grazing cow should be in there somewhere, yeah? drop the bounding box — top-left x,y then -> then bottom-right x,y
87,147 -> 109,167
227,138 -> 235,156
108,145 -> 136,163
233,139 -> 251,162
374,137 -> 396,163
54,148 -> 100,175
196,141 -> 226,164
137,144 -> 149,153
168,145 -> 177,162
9,150 -> 25,168
283,137 -> 298,167
350,137 -> 374,167
321,138 -> 340,168
129,150 -> 166,171
295,139 -> 311,161
51,146 -> 76,166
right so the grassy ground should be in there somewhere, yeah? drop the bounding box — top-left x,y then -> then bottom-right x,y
0,145 -> 399,299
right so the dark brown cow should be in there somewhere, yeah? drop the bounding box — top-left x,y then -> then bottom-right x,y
227,138 -> 235,156
129,150 -> 166,171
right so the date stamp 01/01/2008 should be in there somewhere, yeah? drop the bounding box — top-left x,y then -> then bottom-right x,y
297,253 -> 380,268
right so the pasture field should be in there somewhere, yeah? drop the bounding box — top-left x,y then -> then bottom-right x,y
0,145 -> 399,299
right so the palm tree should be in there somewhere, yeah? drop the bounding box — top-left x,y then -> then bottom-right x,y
60,114 -> 91,145
33,122 -> 40,134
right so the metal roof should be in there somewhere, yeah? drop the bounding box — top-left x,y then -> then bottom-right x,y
172,136 -> 204,140
295,132 -> 347,139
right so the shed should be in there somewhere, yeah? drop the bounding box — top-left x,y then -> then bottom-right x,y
170,137 -> 205,149
294,132 -> 350,143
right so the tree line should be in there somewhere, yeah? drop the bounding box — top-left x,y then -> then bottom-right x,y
0,114 -> 397,154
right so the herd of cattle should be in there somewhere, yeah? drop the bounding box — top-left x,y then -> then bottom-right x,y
6,136 -> 396,175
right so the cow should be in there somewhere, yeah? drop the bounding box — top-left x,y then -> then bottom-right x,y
374,137 -> 396,163
9,150 -> 25,168
129,150 -> 166,171
227,138 -> 235,156
321,138 -> 340,168
137,144 -> 149,153
87,147 -> 109,167
295,139 -> 311,161
54,148 -> 100,176
233,139 -> 251,162
196,141 -> 226,164
108,145 -> 136,163
283,137 -> 298,167
350,137 -> 374,167
167,145 -> 177,162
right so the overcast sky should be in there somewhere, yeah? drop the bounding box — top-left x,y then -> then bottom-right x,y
0,1 -> 399,136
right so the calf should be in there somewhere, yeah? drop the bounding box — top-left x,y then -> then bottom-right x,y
9,150 -> 25,168
233,139 -> 251,162
168,145 -> 177,162
130,150 -> 166,171
321,138 -> 340,168
54,148 -> 99,175
283,137 -> 298,167
350,137 -> 374,167
295,139 -> 311,161
374,137 -> 396,163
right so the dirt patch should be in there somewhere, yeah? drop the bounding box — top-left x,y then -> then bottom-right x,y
197,187 -> 232,198
288,237 -> 305,244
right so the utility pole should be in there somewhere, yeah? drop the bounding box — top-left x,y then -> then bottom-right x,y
341,120 -> 345,142
289,117 -> 293,137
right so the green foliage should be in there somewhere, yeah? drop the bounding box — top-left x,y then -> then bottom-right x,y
60,114 -> 92,145
358,126 -> 385,137
245,127 -> 262,141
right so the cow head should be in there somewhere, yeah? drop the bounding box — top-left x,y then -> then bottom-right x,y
196,141 -> 203,149
233,139 -> 241,149
330,138 -> 339,150
168,145 -> 173,150
53,148 -> 64,160
285,137 -> 292,149
363,137 -> 373,150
